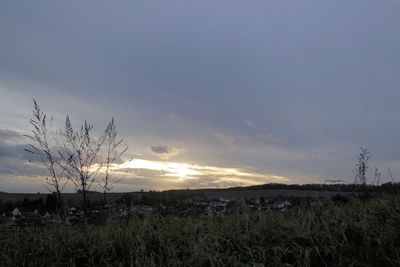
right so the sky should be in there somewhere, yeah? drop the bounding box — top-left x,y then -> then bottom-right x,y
1,0 -> 400,193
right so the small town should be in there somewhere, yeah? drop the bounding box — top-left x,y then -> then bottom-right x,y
0,195 -> 297,227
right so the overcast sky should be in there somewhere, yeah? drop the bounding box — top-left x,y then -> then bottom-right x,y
1,0 -> 400,192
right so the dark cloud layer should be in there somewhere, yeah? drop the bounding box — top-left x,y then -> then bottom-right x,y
0,129 -> 45,178
1,1 -> 400,191
0,129 -> 23,141
0,132 -> 28,160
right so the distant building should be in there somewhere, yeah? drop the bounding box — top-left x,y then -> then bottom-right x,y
11,208 -> 23,226
272,200 -> 292,210
205,198 -> 228,216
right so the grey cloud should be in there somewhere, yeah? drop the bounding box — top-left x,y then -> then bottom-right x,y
0,141 -> 29,160
0,134 -> 46,177
0,129 -> 23,141
0,157 -> 47,177
150,145 -> 186,160
244,120 -> 255,128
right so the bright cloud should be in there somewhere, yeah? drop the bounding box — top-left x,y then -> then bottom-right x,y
115,158 -> 289,189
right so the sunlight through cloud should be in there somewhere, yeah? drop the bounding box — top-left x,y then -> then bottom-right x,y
116,159 -> 289,188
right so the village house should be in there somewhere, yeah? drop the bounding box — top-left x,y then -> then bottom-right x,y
134,205 -> 154,218
11,208 -> 23,226
272,200 -> 292,211
205,198 -> 229,216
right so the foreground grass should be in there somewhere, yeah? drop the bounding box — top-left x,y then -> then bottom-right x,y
1,196 -> 400,266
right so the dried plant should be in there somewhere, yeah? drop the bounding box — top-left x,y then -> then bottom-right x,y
102,118 -> 128,204
25,100 -> 128,217
354,146 -> 371,194
24,100 -> 67,214
59,117 -> 106,215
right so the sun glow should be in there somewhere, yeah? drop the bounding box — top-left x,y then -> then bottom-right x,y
118,159 -> 202,179
115,159 -> 289,186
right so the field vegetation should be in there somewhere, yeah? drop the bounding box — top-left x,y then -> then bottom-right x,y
1,195 -> 400,266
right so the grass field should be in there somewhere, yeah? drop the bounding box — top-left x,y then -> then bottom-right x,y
1,195 -> 399,266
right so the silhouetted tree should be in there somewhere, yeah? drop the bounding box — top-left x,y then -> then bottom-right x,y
26,100 -> 128,218
101,118 -> 128,205
45,194 -> 58,213
116,193 -> 133,207
373,168 -> 381,186
59,117 -> 106,216
22,198 -> 44,212
354,147 -> 371,195
59,115 -> 128,216
25,100 -> 66,216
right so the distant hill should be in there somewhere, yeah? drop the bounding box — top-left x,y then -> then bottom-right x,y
3,182 -> 395,204
228,183 -> 354,192
0,184 -> 354,205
